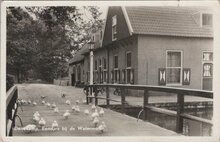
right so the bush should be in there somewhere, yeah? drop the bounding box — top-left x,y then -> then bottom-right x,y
6,74 -> 15,92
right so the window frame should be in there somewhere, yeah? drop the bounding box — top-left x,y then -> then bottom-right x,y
112,15 -> 117,41
166,50 -> 183,86
201,12 -> 213,27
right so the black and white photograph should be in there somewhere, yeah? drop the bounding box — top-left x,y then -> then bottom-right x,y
1,1 -> 220,142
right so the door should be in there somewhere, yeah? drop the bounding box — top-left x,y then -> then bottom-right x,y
71,73 -> 75,86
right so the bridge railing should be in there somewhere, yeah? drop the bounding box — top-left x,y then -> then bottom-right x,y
6,85 -> 18,136
85,84 -> 213,134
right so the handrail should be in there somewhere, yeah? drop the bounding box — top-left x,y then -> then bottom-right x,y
88,84 -> 213,98
6,86 -> 17,107
86,84 -> 213,134
6,85 -> 18,136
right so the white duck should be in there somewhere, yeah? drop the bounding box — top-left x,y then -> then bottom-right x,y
33,115 -> 40,122
83,99 -> 87,104
98,121 -> 106,133
41,100 -> 46,105
99,108 -> 104,117
54,107 -> 59,113
75,105 -> 80,113
71,105 -> 76,112
93,117 -> 99,127
91,109 -> 99,119
66,100 -> 71,105
33,111 -> 40,117
46,102 -> 51,108
51,102 -> 56,108
32,101 -> 37,106
63,110 -> 70,119
52,120 -> 59,129
39,118 -> 46,127
27,100 -> 32,104
91,104 -> 96,111
84,109 -> 89,115
22,124 -> 36,133
75,100 -> 80,105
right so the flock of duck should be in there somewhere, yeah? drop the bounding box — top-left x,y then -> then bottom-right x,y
18,93 -> 107,134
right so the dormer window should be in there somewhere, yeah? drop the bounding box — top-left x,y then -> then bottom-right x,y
112,15 -> 117,41
202,13 -> 212,26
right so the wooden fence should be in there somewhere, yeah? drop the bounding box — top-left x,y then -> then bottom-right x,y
85,84 -> 213,134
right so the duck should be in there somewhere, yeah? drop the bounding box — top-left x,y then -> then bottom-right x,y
33,111 -> 40,117
27,100 -> 32,104
46,102 -> 51,108
84,109 -> 89,115
71,105 -> 76,112
32,101 -> 37,106
33,115 -> 40,122
66,100 -> 71,105
91,109 -> 99,119
83,99 -> 87,104
99,108 -> 104,117
63,110 -> 70,119
39,118 -> 46,127
41,95 -> 46,100
75,100 -> 80,105
91,104 -> 96,111
75,105 -> 80,113
61,92 -> 66,98
52,120 -> 59,129
98,121 -> 106,133
51,102 -> 56,108
22,124 -> 36,133
93,117 -> 99,127
54,107 -> 59,113
41,100 -> 46,105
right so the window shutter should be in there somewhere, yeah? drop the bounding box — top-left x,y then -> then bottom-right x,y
158,68 -> 166,85
111,70 -> 114,83
130,68 -> 134,84
118,70 -> 121,83
182,68 -> 190,85
122,69 -> 125,84
101,70 -> 103,83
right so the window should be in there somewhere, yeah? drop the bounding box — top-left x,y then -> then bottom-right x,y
114,55 -> 119,83
126,52 -> 132,68
203,52 -> 213,77
126,52 -> 132,83
114,55 -> 118,69
166,51 -> 182,84
103,58 -> 107,83
95,60 -> 97,71
112,15 -> 117,41
202,13 -> 212,26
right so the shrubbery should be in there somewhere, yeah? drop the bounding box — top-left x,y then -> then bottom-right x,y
6,74 -> 15,91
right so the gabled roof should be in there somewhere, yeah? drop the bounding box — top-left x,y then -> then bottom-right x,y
125,6 -> 213,38
68,44 -> 89,65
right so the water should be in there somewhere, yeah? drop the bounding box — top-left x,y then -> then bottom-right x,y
102,105 -> 213,136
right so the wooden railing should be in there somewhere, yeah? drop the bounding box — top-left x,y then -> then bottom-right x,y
85,84 -> 213,134
6,85 -> 18,136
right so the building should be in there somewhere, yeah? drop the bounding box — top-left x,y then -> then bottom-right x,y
69,6 -> 213,90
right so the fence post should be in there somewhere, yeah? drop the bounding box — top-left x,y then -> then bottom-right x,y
121,88 -> 126,114
106,86 -> 110,107
143,89 -> 149,121
176,92 -> 184,133
94,86 -> 98,106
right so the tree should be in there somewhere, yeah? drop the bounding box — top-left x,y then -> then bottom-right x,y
7,6 -> 105,83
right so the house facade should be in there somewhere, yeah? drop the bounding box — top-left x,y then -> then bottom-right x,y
69,6 -> 213,90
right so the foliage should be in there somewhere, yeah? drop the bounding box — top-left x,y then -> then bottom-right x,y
7,6 -> 104,82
